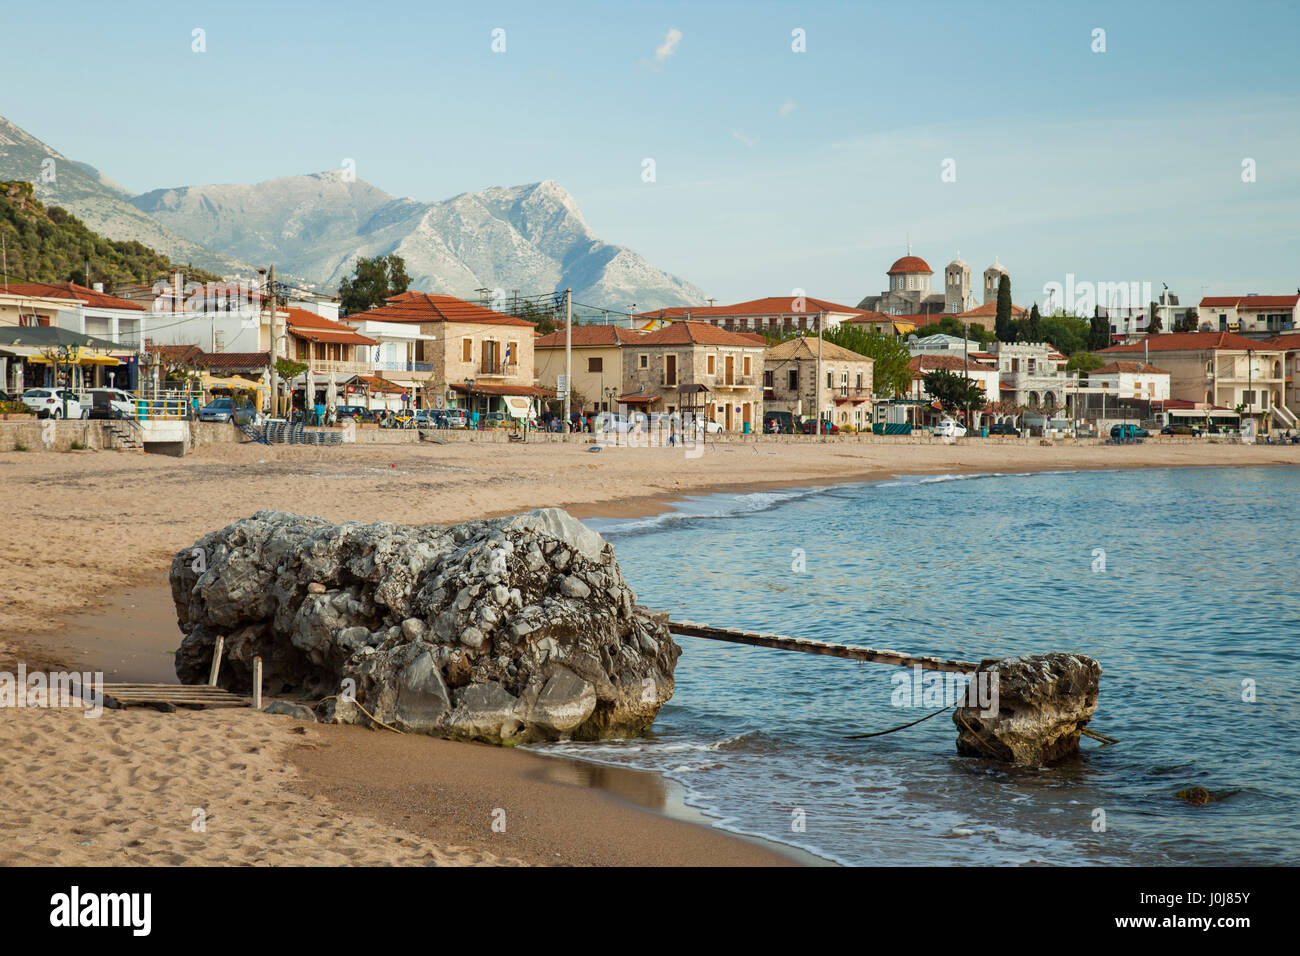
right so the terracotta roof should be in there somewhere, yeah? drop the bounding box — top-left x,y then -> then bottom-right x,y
535,325 -> 645,348
0,280 -> 146,311
956,302 -> 1027,318
909,354 -> 997,375
348,292 -> 536,327
634,296 -> 875,320
1091,361 -> 1172,376
1200,295 -> 1299,310
146,343 -> 203,364
286,307 -> 378,346
202,351 -> 270,371
1100,332 -> 1278,353
765,337 -> 873,364
887,256 -> 932,275
635,320 -> 768,347
1261,333 -> 1300,349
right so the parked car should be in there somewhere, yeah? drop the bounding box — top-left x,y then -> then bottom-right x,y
1110,423 -> 1150,439
334,405 -> 375,423
1161,423 -> 1202,436
442,408 -> 469,428
988,422 -> 1020,437
22,388 -> 82,419
80,388 -> 137,420
933,417 -> 968,439
799,418 -> 839,435
199,398 -> 255,425
764,411 -> 795,434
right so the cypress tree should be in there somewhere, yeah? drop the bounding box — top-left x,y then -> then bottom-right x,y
995,274 -> 1013,342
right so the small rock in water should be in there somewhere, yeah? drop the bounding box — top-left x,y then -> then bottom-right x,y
1174,786 -> 1215,806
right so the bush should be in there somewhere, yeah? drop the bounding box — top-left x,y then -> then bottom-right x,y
0,400 -> 32,415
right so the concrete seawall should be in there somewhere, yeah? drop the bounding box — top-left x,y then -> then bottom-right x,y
0,420 -> 1238,453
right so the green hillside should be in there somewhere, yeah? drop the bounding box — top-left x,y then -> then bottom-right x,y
0,180 -> 220,288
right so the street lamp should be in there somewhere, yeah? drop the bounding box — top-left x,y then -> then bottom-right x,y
464,377 -> 475,425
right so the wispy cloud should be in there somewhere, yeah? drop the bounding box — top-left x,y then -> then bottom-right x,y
779,98 -> 797,117
731,130 -> 757,148
653,28 -> 682,68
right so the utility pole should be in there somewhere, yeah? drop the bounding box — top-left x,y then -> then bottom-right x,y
816,311 -> 824,434
563,288 -> 572,430
265,266 -> 279,417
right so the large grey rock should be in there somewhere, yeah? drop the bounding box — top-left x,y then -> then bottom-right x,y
171,508 -> 680,744
952,653 -> 1102,766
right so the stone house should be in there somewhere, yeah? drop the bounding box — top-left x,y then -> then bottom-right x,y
763,336 -> 874,429
621,321 -> 766,432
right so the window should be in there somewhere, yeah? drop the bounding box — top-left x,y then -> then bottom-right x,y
588,356 -> 603,373
639,353 -> 648,369
507,341 -> 518,365
763,370 -> 774,388
743,355 -> 751,376
462,338 -> 473,363
787,369 -> 799,391
856,372 -> 863,389
707,354 -> 715,375
665,354 -> 678,386
826,371 -> 833,389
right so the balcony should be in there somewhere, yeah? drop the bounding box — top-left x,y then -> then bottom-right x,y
377,360 -> 433,373
710,375 -> 756,389
477,360 -> 519,376
306,359 -> 371,376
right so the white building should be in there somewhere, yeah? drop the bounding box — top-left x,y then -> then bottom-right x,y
1088,360 -> 1171,401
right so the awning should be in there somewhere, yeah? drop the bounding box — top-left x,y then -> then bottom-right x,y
503,395 -> 532,419
201,372 -> 268,395
81,354 -> 121,366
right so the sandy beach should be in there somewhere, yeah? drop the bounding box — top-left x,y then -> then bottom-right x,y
3,435 -> 1298,866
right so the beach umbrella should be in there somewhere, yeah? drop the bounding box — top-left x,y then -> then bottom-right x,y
326,372 -> 339,412
305,366 -> 316,419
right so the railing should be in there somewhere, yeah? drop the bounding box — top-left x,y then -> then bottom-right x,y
711,375 -> 755,388
376,360 -> 434,373
477,360 -> 518,376
308,359 -> 371,376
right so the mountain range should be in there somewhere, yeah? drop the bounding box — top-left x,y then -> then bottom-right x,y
0,115 -> 707,310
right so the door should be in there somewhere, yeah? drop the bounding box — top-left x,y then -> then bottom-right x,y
725,355 -> 735,385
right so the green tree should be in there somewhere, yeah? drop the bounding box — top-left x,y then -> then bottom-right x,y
1089,306 -> 1110,351
1028,303 -> 1042,342
338,254 -> 411,315
1066,351 -> 1106,374
994,274 -> 1013,342
821,325 -> 914,397
275,358 -> 309,381
914,315 -> 995,345
922,369 -> 986,417
1147,301 -> 1163,334
1040,314 -> 1091,355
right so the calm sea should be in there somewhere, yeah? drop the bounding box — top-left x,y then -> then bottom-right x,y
536,466 -> 1300,865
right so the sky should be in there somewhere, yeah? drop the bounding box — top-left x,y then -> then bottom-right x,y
4,0 -> 1299,308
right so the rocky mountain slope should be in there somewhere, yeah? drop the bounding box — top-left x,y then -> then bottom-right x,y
132,174 -> 708,310
0,116 -> 253,278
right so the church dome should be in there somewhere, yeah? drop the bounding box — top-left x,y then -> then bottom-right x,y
986,260 -> 1009,275
948,257 -> 969,269
887,255 -> 932,275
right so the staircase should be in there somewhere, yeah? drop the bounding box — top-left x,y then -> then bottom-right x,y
103,420 -> 143,452
1272,403 -> 1298,428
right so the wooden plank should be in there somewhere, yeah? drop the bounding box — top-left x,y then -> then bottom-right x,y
666,620 -> 980,673
208,635 -> 225,686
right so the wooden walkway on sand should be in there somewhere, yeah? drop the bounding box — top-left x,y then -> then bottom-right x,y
74,682 -> 250,710
665,619 -> 980,674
